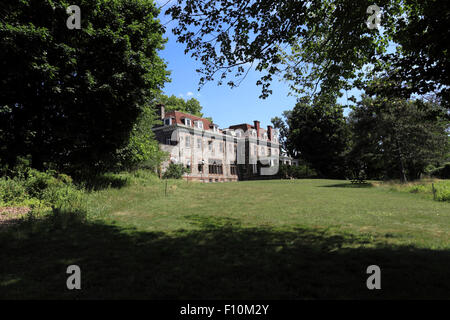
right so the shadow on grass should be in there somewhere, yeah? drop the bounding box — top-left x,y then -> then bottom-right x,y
0,214 -> 449,299
75,173 -> 131,191
319,182 -> 373,188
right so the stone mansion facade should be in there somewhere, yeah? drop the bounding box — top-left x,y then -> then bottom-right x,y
152,105 -> 281,182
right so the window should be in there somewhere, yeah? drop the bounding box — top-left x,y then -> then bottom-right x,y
195,121 -> 203,129
184,118 -> 192,126
251,129 -> 257,137
165,137 -> 171,145
219,142 -> 224,153
185,135 -> 191,147
263,133 -> 268,140
208,162 -> 223,174
236,131 -> 242,138
254,145 -> 257,156
208,141 -> 213,151
197,138 -> 202,149
198,163 -> 204,173
252,164 -> 257,174
230,165 -> 237,175
164,117 -> 173,126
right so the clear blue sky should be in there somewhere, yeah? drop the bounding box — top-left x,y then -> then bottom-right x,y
157,3 -> 358,129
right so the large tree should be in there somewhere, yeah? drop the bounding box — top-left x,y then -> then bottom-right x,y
166,0 -> 449,105
0,0 -> 169,174
348,84 -> 449,181
287,98 -> 350,178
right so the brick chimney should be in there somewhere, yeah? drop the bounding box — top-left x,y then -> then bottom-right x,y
253,120 -> 260,137
267,125 -> 273,141
156,104 -> 165,120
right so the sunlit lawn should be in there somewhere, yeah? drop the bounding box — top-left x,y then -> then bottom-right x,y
1,178 -> 449,299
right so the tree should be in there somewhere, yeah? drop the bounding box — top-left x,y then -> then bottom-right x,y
166,0 -> 449,106
0,0 -> 169,174
115,104 -> 167,171
271,111 -> 291,155
348,93 -> 449,181
287,98 -> 350,178
156,94 -> 207,118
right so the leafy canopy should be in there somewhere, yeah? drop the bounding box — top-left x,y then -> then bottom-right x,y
166,0 -> 449,105
0,0 -> 169,173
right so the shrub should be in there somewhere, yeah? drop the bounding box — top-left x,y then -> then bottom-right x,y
436,189 -> 450,201
0,168 -> 86,210
162,163 -> 188,179
278,163 -> 316,179
0,178 -> 27,205
407,184 -> 429,194
24,169 -> 60,199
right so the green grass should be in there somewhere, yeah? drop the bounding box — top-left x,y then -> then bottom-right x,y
1,177 -> 449,299
377,179 -> 450,202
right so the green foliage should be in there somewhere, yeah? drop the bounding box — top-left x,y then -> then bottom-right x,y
287,98 -> 350,178
348,91 -> 449,181
162,163 -> 189,179
435,184 -> 450,202
278,164 -> 316,179
0,178 -> 27,206
0,168 -> 84,210
156,94 -> 208,119
166,1 -> 449,106
385,180 -> 450,202
115,104 -> 168,171
0,0 -> 169,173
430,163 -> 450,179
271,111 -> 291,155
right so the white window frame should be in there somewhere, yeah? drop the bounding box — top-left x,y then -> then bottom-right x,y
164,117 -> 173,126
195,121 -> 203,129
183,118 -> 192,126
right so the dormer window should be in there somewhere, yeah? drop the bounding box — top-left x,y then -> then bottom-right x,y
183,118 -> 192,126
164,117 -> 174,126
263,133 -> 268,140
251,129 -> 257,137
194,121 -> 203,129
236,131 -> 242,138
212,124 -> 219,132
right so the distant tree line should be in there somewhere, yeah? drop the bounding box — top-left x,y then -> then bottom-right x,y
272,78 -> 449,182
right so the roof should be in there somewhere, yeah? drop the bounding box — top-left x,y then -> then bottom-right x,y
164,111 -> 213,130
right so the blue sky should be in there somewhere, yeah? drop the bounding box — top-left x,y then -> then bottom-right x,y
157,3 -> 359,129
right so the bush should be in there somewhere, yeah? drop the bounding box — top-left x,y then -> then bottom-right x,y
24,169 -> 60,199
407,184 -> 428,194
162,163 -> 188,179
0,178 -> 27,205
0,168 -> 85,210
278,163 -> 316,179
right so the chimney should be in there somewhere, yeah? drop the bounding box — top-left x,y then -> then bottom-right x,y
253,120 -> 260,137
267,125 -> 273,141
157,104 -> 165,120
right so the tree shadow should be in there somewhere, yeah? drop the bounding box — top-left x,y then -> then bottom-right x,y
319,182 -> 374,188
75,173 -> 131,191
0,213 -> 449,299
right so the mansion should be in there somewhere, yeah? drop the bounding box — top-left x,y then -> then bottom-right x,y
152,105 -> 283,182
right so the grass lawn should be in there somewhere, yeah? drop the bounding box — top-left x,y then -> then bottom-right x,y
1,178 -> 449,299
